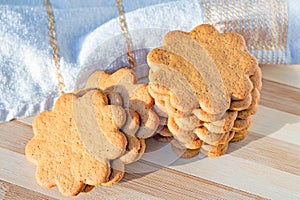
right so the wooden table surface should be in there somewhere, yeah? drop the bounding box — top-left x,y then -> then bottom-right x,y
0,65 -> 299,200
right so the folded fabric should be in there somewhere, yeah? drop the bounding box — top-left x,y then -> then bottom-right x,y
0,0 -> 299,122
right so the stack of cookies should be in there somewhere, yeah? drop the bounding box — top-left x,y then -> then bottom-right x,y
26,68 -> 160,196
147,24 -> 262,158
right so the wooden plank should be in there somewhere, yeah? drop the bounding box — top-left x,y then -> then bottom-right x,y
140,138 -> 300,200
1,105 -> 300,199
17,117 -> 35,126
0,64 -> 299,199
0,121 -> 33,154
251,105 -> 300,145
260,64 -> 300,88
167,155 -> 300,199
260,79 -> 300,116
123,160 -> 265,200
0,147 -> 264,200
0,147 -> 159,200
0,180 -> 57,200
0,147 -> 69,199
228,131 -> 300,176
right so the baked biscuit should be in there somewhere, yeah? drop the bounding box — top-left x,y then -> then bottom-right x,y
147,24 -> 261,158
86,68 -> 160,138
26,91 -> 127,196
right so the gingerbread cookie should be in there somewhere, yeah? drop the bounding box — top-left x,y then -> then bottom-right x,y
200,143 -> 229,158
173,115 -> 203,131
194,128 -> 235,146
168,116 -> 202,149
26,91 -> 128,196
171,140 -> 201,159
154,125 -> 174,142
237,88 -> 260,119
230,128 -> 249,142
147,24 -> 261,158
202,110 -> 238,133
148,25 -> 258,115
86,68 -> 160,138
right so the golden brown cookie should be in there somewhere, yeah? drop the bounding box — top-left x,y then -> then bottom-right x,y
173,114 -> 203,131
230,128 -> 249,142
192,108 -> 225,122
171,145 -> 201,159
203,110 -> 238,133
171,140 -> 201,158
157,125 -> 173,137
153,134 -> 174,143
149,67 -> 201,116
230,93 -> 252,111
231,117 -> 252,132
147,24 -> 261,158
168,116 -> 202,149
106,92 -> 123,106
152,104 -> 168,118
237,88 -> 260,119
101,159 -> 125,187
148,24 -> 258,115
118,135 -> 145,164
194,127 -> 235,146
153,125 -> 174,142
103,137 -> 146,187
250,68 -> 263,91
121,109 -> 140,136
86,68 -> 160,138
26,90 -> 127,196
200,143 -> 229,158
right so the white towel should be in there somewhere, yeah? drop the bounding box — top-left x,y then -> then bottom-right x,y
0,0 -> 299,122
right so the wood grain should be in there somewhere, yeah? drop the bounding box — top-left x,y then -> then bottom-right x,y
0,64 -> 299,200
0,180 -> 57,200
0,121 -> 32,154
260,79 -> 300,116
122,160 -> 266,200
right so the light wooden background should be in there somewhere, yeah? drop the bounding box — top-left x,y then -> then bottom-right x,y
0,64 -> 299,200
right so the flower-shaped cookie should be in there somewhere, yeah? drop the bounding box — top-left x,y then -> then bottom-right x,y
148,24 -> 259,116
147,24 -> 261,157
85,68 -> 160,138
26,90 -> 130,196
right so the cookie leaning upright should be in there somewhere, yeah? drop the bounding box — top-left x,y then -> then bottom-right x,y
26,90 -> 128,196
147,24 -> 261,157
85,68 -> 160,139
26,67 -> 159,196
